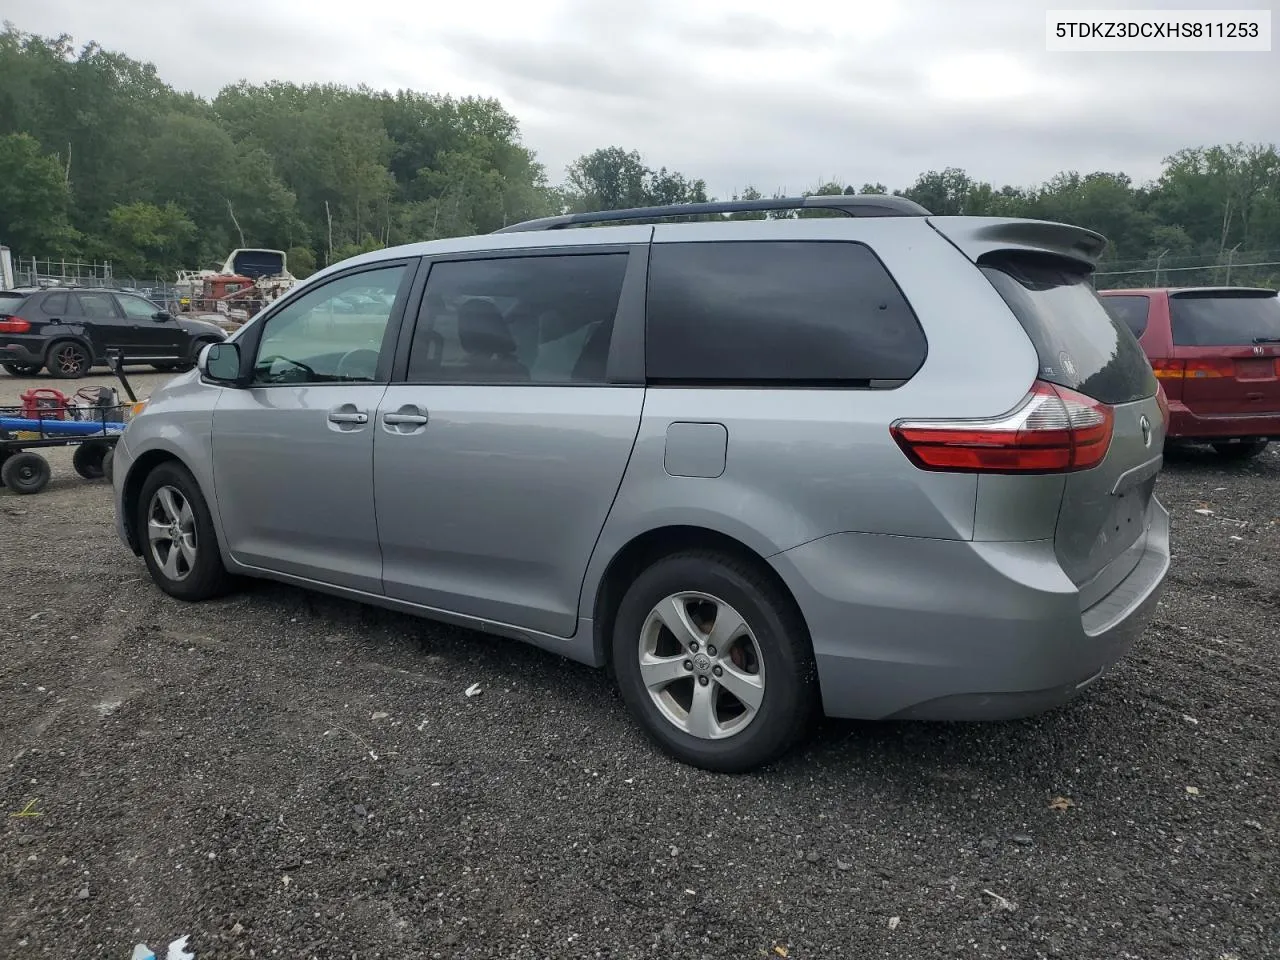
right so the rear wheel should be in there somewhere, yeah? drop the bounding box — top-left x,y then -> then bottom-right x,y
135,461 -> 232,601
46,341 -> 91,379
1,452 -> 52,494
2,362 -> 42,377
72,441 -> 112,480
1211,440 -> 1268,461
612,551 -> 817,773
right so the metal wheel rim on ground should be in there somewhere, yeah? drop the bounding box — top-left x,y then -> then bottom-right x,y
147,485 -> 197,581
638,590 -> 766,740
52,345 -> 86,375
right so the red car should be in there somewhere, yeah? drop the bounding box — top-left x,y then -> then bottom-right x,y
1098,287 -> 1280,460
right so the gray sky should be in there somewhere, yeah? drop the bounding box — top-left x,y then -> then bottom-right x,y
7,0 -> 1277,196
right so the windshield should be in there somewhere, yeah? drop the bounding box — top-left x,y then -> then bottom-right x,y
980,252 -> 1156,405
1170,291 -> 1280,346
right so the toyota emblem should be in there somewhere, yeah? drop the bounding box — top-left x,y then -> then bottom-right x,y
1140,415 -> 1152,447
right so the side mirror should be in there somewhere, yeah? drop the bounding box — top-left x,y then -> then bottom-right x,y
152,310 -> 171,321
202,341 -> 243,384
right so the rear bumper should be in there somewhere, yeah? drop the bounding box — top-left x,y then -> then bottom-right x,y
770,499 -> 1171,721
1167,402 -> 1280,441
0,340 -> 47,366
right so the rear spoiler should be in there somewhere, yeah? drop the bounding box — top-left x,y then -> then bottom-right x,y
927,217 -> 1108,271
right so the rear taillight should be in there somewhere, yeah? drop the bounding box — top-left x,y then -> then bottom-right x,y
891,380 -> 1114,474
1155,382 -> 1170,426
0,317 -> 31,334
1152,358 -> 1234,379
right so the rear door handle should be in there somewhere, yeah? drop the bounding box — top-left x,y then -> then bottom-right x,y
328,411 -> 369,424
383,412 -> 428,426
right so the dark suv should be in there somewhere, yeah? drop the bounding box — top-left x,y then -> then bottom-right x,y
0,287 -> 227,378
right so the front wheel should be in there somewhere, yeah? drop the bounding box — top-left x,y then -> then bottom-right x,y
1,451 -> 52,494
1211,440 -> 1268,461
612,551 -> 817,773
135,461 -> 232,601
2,362 -> 42,377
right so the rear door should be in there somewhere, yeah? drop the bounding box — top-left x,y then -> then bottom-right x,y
374,243 -> 647,637
1169,289 -> 1280,417
977,249 -> 1162,605
74,291 -> 131,358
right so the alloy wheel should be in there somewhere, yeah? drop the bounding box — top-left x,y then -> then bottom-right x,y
638,591 -> 766,740
147,485 -> 198,581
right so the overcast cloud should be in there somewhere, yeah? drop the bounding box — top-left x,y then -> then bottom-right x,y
6,0 -> 1277,196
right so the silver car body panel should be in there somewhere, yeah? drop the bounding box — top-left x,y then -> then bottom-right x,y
113,212 -> 1171,721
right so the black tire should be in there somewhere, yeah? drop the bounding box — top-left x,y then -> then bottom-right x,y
179,337 -> 219,372
135,461 -> 232,601
150,362 -> 181,372
2,362 -> 42,377
102,447 -> 115,484
1211,440 -> 1268,461
45,340 -> 91,379
612,550 -> 818,773
72,440 -> 112,480
1,451 -> 52,495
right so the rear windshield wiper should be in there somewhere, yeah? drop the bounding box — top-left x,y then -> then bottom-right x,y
1252,337 -> 1280,344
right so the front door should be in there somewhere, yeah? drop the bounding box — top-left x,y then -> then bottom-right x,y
375,248 -> 645,637
113,292 -> 183,361
212,262 -> 416,593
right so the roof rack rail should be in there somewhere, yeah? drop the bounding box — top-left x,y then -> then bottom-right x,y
491,194 -> 933,234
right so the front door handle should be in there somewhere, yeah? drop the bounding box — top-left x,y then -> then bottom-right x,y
383,412 -> 428,426
328,411 -> 369,424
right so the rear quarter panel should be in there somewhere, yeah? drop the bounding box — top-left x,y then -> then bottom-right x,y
579,217 -> 1043,621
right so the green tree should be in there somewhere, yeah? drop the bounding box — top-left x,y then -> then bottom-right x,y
97,201 -> 198,278
0,131 -> 78,253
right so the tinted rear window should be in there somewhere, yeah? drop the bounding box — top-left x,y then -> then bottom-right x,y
42,292 -> 69,314
980,253 -> 1156,405
646,240 -> 926,384
0,293 -> 29,315
1170,291 -> 1280,346
1100,294 -> 1151,338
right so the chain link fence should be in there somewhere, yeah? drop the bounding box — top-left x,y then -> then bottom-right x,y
1093,250 -> 1280,290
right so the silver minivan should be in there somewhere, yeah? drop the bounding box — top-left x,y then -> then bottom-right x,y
112,196 -> 1171,772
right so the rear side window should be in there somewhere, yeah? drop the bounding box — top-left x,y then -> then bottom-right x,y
980,253 -> 1156,405
1170,291 -> 1280,346
1100,294 -> 1150,338
75,292 -> 120,319
645,241 -> 926,385
408,254 -> 628,383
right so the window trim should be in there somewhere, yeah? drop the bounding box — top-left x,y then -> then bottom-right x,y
390,243 -> 648,387
641,238 -> 927,389
222,258 -> 421,390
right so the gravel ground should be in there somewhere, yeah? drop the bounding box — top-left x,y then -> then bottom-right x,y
1,368 -> 1277,960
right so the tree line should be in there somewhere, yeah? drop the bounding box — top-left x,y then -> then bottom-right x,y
2,23 -> 1278,288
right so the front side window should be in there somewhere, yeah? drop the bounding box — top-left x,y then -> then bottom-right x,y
116,294 -> 162,321
251,265 -> 407,385
407,253 -> 629,383
645,241 -> 927,384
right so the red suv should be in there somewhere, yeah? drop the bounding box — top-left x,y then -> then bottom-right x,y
1098,287 -> 1280,460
